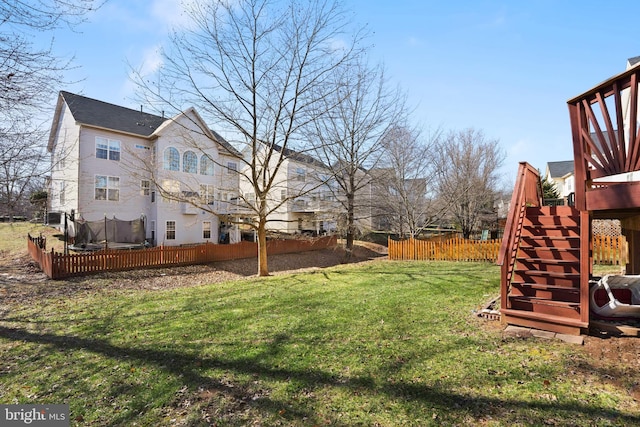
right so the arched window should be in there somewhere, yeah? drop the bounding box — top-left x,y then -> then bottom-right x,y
183,151 -> 197,174
163,147 -> 179,171
200,154 -> 214,175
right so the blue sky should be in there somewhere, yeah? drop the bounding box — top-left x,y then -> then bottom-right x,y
38,0 -> 640,186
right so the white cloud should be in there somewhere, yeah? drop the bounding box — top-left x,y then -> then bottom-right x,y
151,0 -> 190,30
118,45 -> 164,103
138,45 -> 164,76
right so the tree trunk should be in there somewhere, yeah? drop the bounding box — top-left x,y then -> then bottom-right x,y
257,216 -> 269,276
345,193 -> 355,261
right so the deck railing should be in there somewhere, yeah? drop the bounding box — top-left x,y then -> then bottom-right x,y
497,162 -> 543,311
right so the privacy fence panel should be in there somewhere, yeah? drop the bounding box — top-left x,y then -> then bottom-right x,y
388,237 -> 501,262
592,235 -> 628,266
388,235 -> 627,265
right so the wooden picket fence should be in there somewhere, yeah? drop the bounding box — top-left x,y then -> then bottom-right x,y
592,234 -> 628,266
388,235 -> 628,265
27,234 -> 337,279
388,237 -> 501,262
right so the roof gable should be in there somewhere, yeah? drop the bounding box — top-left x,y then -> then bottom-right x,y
547,160 -> 574,178
59,91 -> 167,137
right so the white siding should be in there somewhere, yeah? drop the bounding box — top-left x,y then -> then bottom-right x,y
49,104 -> 80,216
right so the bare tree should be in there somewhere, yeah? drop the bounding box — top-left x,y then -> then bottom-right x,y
433,128 -> 505,239
374,124 -> 442,238
0,119 -> 48,220
1,0 -> 100,113
307,58 -> 406,258
133,0 -> 364,276
1,0 -> 101,220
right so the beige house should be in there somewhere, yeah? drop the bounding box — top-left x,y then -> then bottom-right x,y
47,91 -> 242,246
544,160 -> 575,202
238,144 -> 339,236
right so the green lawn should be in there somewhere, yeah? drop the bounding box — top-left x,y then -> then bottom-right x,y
1,258 -> 639,426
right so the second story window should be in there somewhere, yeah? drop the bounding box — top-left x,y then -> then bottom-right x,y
200,184 -> 215,205
200,154 -> 214,175
164,147 -> 180,171
183,151 -> 197,174
96,137 -> 120,161
141,180 -> 150,196
296,168 -> 306,182
95,175 -> 120,201
161,179 -> 180,203
59,181 -> 65,204
227,161 -> 237,174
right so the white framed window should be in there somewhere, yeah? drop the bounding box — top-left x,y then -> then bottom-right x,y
59,181 -> 65,204
200,184 -> 215,205
141,180 -> 150,196
166,220 -> 176,240
296,168 -> 306,182
161,179 -> 180,203
96,137 -> 120,161
227,161 -> 238,174
200,154 -> 214,175
183,151 -> 197,174
164,147 -> 180,171
203,221 -> 211,239
95,175 -> 120,201
151,146 -> 157,167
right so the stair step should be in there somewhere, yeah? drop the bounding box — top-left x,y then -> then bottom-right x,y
510,283 -> 580,303
509,295 -> 580,309
511,282 -> 580,292
501,308 -> 588,333
519,246 -> 580,251
518,257 -> 577,264
523,217 -> 579,226
508,295 -> 582,320
519,270 -> 580,278
525,206 -> 579,216
522,224 -> 579,230
519,238 -> 580,250
522,235 -> 580,240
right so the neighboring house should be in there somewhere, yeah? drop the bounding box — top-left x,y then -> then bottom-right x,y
238,144 -> 339,235
544,160 -> 575,200
47,91 -> 242,246
364,167 -> 428,234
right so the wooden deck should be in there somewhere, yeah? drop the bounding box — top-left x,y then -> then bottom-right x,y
499,61 -> 640,335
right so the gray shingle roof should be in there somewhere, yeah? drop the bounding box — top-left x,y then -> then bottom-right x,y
547,160 -> 574,178
60,91 -> 168,137
210,129 -> 242,157
628,56 -> 640,67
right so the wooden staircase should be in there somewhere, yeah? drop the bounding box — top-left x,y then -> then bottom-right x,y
501,205 -> 589,335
